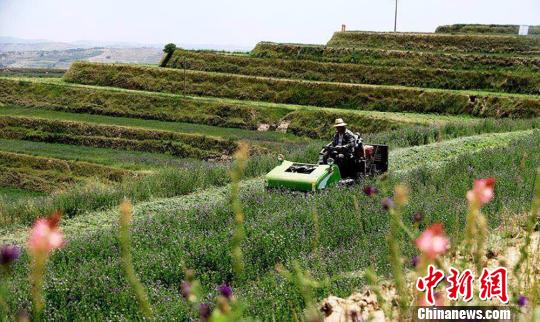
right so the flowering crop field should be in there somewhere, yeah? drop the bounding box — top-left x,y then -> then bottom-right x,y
0,29 -> 539,321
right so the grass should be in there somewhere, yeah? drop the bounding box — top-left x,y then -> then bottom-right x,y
0,139 -> 218,171
0,151 -> 131,193
63,62 -> 540,118
0,187 -> 45,201
251,42 -> 540,72
1,77 -> 479,139
167,49 -> 540,94
2,129 -> 538,320
326,31 -> 540,54
435,24 -> 540,35
0,115 -> 238,159
0,105 -> 301,143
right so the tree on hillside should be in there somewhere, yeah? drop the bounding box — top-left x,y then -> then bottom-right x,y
163,43 -> 177,54
160,43 -> 177,67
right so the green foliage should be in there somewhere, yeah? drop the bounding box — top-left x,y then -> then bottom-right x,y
0,79 -> 452,139
63,62 -> 540,118
435,24 -> 540,36
2,130 -> 538,320
251,42 -> 540,72
167,49 -> 540,94
327,31 -> 540,54
160,43 -> 177,67
0,115 -> 237,159
163,43 -> 177,54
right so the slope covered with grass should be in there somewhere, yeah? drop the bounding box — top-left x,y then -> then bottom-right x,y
327,31 -> 540,54
2,130 -> 538,320
435,24 -> 540,35
1,77 -> 434,138
63,62 -> 540,117
251,42 -> 540,72
166,49 -> 540,94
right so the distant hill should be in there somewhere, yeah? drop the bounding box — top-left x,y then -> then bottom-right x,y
0,47 -> 163,68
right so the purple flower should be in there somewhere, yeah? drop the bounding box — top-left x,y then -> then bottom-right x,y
362,186 -> 378,197
217,283 -> 233,299
412,212 -> 423,224
411,256 -> 419,268
180,281 -> 191,299
517,295 -> 528,307
0,245 -> 21,266
199,303 -> 211,321
381,198 -> 394,211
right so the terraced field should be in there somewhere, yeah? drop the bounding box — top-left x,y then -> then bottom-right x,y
0,28 -> 539,321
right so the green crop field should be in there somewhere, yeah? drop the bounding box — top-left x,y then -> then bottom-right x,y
1,26 -> 539,322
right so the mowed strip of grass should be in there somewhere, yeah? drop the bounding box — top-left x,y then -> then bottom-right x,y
0,77 -> 461,139
0,151 -> 132,193
166,49 -> 540,95
0,115 -> 238,159
63,62 -> 540,117
0,138 -> 209,171
251,42 -> 540,72
2,130 -> 538,321
0,186 -> 45,202
326,31 -> 540,54
0,105 -> 301,143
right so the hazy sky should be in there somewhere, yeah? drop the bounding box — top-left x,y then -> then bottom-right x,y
1,0 -> 539,48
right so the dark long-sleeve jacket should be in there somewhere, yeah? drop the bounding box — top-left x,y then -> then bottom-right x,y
330,129 -> 357,149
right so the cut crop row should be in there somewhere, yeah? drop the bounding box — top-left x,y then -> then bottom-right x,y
166,49 -> 540,94
0,116 -> 237,159
250,42 -> 540,72
64,62 -> 540,118
326,31 -> 540,54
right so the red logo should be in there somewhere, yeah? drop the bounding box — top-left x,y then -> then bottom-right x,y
416,265 -> 508,305
446,267 -> 474,302
479,267 -> 509,303
416,265 -> 445,306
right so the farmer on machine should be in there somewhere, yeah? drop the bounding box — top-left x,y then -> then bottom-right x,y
318,118 -> 361,177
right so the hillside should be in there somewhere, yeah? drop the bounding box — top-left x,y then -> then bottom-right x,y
0,27 -> 539,321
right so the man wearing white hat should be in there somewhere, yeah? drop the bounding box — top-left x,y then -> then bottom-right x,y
330,118 -> 357,150
318,118 -> 360,175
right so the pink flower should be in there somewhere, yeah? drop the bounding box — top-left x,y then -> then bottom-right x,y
28,212 -> 64,254
466,177 -> 495,206
415,223 -> 449,259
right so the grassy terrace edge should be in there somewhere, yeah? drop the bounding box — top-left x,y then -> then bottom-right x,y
63,62 -> 540,118
0,115 -> 238,159
164,49 -> 540,95
250,42 -> 540,71
1,77 -> 471,139
326,31 -> 540,54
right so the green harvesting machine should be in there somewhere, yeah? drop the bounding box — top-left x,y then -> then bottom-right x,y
265,142 -> 388,192
265,159 -> 342,192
